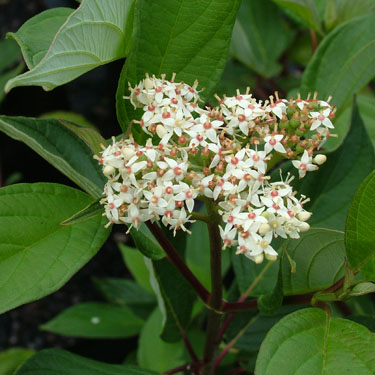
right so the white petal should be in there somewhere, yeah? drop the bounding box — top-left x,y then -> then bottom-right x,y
274,143 -> 286,154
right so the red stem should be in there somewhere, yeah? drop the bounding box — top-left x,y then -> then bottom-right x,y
146,221 -> 210,304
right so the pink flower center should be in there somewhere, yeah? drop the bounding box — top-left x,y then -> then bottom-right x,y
299,163 -> 307,170
238,114 -> 246,122
174,167 -> 183,176
318,114 -> 325,121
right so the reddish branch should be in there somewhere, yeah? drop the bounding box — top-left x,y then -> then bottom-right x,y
146,221 -> 210,304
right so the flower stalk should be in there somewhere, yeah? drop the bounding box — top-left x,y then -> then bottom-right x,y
202,201 -> 223,375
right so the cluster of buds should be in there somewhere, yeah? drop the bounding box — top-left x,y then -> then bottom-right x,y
97,74 -> 336,263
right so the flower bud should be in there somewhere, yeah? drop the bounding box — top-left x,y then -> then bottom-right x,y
103,165 -> 115,177
258,223 -> 271,235
314,154 -> 327,165
254,253 -> 264,264
265,253 -> 278,262
144,77 -> 154,90
156,125 -> 168,138
299,222 -> 310,232
297,211 -> 312,222
122,147 -> 135,160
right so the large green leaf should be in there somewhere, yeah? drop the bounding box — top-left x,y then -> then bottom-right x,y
281,229 -> 345,295
41,302 -> 143,338
137,308 -> 187,371
255,308 -> 375,375
226,306 -> 303,352
0,183 -> 109,314
7,8 -> 73,69
232,253 -> 279,297
186,220 -> 231,290
272,0 -> 322,33
56,118 -> 106,156
277,102 -> 375,230
16,349 -> 157,375
129,224 -> 165,260
5,0 -> 135,92
322,92 -> 375,152
346,171 -> 375,281
116,0 -> 241,132
0,38 -> 21,72
358,93 -> 375,147
231,0 -> 294,78
147,257 -> 196,342
0,38 -> 23,103
0,348 -> 34,375
324,0 -> 375,31
118,243 -> 153,294
0,116 -> 106,198
93,277 -> 155,306
301,13 -> 375,112
93,277 -> 155,319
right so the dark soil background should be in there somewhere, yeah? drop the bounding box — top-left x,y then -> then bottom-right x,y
0,0 -> 136,363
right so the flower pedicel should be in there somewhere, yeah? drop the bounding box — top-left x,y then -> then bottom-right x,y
96,74 -> 336,264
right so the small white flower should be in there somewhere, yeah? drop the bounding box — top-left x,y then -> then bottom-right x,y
264,134 -> 286,155
292,150 -> 318,178
310,108 -> 334,131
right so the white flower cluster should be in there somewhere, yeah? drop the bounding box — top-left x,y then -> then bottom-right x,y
97,74 -> 336,263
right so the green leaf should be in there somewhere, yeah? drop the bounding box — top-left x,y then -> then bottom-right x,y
255,308 -> 375,375
0,183 -> 109,314
56,118 -> 105,155
186,220 -> 231,290
347,295 -> 375,332
41,302 -> 143,338
346,171 -> 375,280
7,8 -> 74,69
258,262 -> 283,316
147,256 -> 196,342
226,306 -> 303,352
272,0 -> 322,33
281,229 -> 345,295
0,63 -> 24,103
301,13 -> 375,112
0,38 -> 21,72
61,199 -> 102,225
320,92 -> 375,153
93,277 -> 155,305
0,348 -> 34,375
0,116 -> 106,198
129,224 -> 165,260
358,93 -> 375,147
118,243 -> 153,294
93,277 -> 155,319
232,253 -> 279,296
5,0 -> 135,92
349,282 -> 375,297
231,0 -> 294,78
277,101 -> 375,230
137,308 -> 187,371
16,349 -> 158,375
116,0 -> 241,133
324,0 -> 375,31
0,38 -> 23,103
